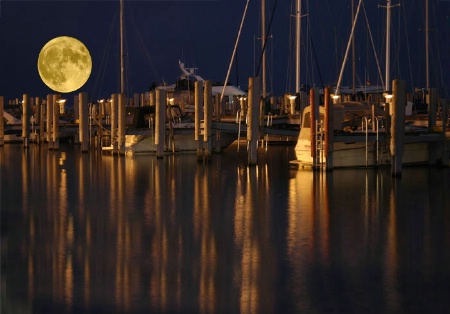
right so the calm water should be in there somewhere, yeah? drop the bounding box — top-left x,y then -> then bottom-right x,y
1,142 -> 449,314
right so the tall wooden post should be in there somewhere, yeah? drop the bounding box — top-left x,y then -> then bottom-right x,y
52,94 -> 60,150
22,94 -> 30,148
195,81 -> 204,161
118,93 -> 126,155
324,87 -> 334,170
390,79 -> 406,176
37,97 -> 44,143
46,94 -> 53,146
79,92 -> 89,153
0,96 -> 4,146
155,89 -> 166,158
203,80 -> 213,160
214,94 -> 222,153
310,88 -> 317,168
247,77 -> 260,166
110,94 -> 118,154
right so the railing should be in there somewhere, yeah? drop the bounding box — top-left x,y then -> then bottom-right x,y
362,116 -> 381,166
315,120 -> 324,167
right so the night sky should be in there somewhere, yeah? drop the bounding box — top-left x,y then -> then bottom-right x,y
0,0 -> 448,103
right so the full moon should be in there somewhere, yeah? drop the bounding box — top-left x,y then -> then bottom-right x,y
37,36 -> 92,93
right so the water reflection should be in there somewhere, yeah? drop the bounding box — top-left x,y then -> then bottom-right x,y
1,144 -> 449,313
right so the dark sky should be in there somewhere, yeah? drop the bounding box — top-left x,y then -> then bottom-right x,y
0,0 -> 448,103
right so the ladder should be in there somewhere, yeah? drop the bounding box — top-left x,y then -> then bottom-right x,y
314,120 -> 324,167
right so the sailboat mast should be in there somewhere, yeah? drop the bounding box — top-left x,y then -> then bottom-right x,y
352,0 -> 356,94
425,0 -> 429,94
261,0 -> 267,99
120,0 -> 125,94
295,0 -> 301,94
385,0 -> 391,93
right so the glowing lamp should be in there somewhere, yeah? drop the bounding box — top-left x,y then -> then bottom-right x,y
57,99 -> 66,114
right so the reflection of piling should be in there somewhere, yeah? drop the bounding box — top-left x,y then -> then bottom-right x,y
195,81 -> 204,161
110,94 -> 118,154
118,93 -> 126,155
390,79 -> 406,176
247,77 -> 260,166
46,94 -> 53,146
22,94 -> 30,148
155,89 -> 166,158
0,96 -> 4,146
79,92 -> 89,153
324,87 -> 334,170
203,80 -> 213,160
52,94 -> 60,150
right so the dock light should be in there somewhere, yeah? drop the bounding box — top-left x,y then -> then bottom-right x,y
57,99 -> 66,114
288,95 -> 297,115
383,92 -> 393,99
331,94 -> 340,99
238,96 -> 247,117
168,97 -> 175,105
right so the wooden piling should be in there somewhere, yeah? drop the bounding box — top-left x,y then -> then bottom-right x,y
35,97 -> 43,143
310,88 -> 317,168
155,88 -> 166,158
428,88 -> 437,131
195,81 -> 204,161
110,94 -> 118,154
428,88 -> 438,165
324,87 -> 334,171
214,93 -> 222,153
442,99 -> 449,167
247,77 -> 260,166
22,94 -> 30,148
149,91 -> 155,107
0,96 -> 4,146
46,94 -> 53,146
52,95 -> 60,150
118,93 -> 126,155
203,80 -> 213,160
73,94 -> 79,123
79,92 -> 89,153
390,79 -> 406,176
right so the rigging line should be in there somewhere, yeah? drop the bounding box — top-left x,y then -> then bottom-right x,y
361,0 -> 385,89
307,18 -> 324,91
256,0 -> 279,78
285,0 -> 294,94
335,0 -> 362,96
91,6 -> 119,100
127,3 -> 160,82
430,2 -> 445,93
220,0 -> 250,103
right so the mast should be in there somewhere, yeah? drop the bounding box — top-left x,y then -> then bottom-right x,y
120,0 -> 125,94
295,0 -> 301,93
385,0 -> 391,93
352,0 -> 356,94
425,0 -> 429,97
261,0 -> 267,99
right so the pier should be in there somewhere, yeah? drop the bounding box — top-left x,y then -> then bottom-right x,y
1,79 -> 449,170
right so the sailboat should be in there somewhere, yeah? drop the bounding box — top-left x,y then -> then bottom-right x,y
101,0 -> 243,155
290,0 -> 446,169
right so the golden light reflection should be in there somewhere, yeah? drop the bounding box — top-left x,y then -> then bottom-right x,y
384,179 -> 400,311
150,159 -> 169,313
287,170 -> 330,311
195,165 -> 217,314
64,253 -> 73,309
233,165 -> 275,314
